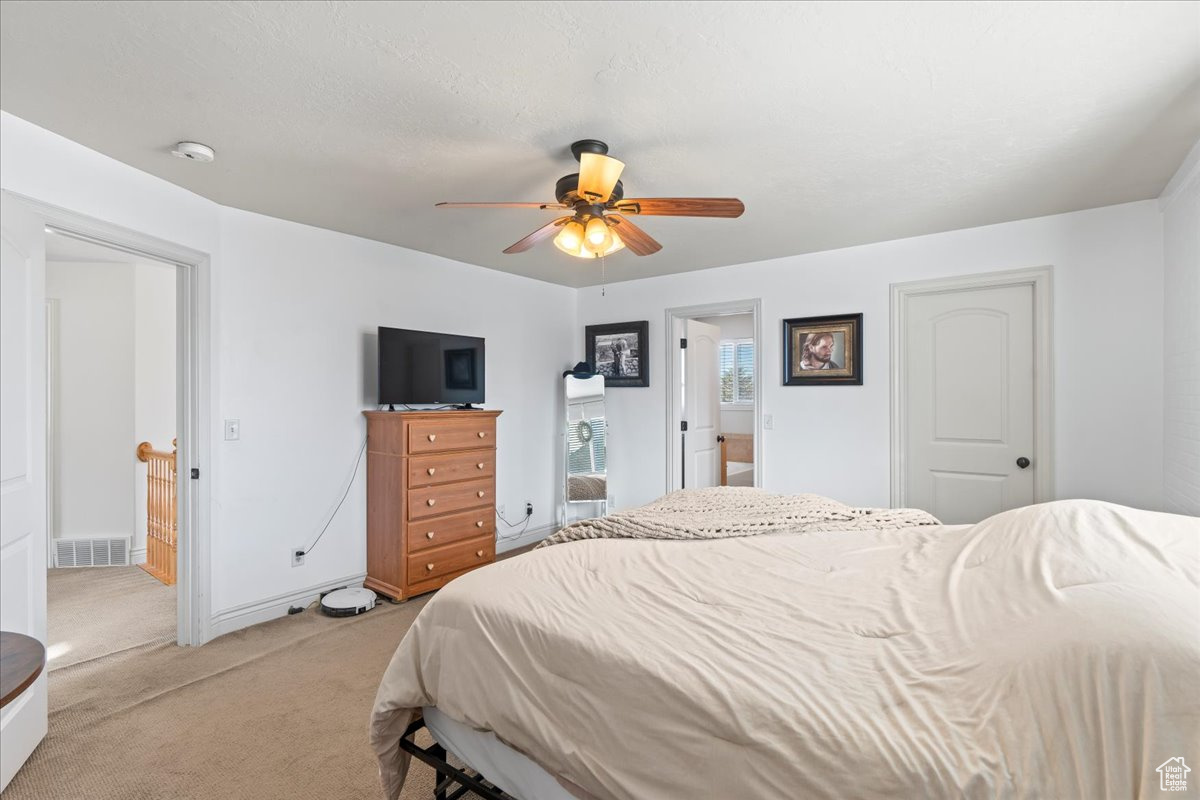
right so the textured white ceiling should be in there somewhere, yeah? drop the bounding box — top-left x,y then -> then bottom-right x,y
2,1 -> 1197,287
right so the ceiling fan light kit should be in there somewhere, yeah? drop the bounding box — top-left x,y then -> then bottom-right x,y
437,139 -> 745,261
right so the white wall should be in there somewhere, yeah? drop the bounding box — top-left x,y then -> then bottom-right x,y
579,201 -> 1165,513
2,111 -> 577,639
46,258 -> 177,561
133,261 -> 178,561
212,207 -> 575,615
1161,141 -> 1200,515
696,314 -> 755,435
46,261 -> 136,542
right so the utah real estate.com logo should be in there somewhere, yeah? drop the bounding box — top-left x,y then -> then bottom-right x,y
1158,757 -> 1190,792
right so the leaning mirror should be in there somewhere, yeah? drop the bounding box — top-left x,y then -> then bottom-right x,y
563,374 -> 608,516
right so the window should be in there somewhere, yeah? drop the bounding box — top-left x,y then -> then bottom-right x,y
719,339 -> 755,404
567,416 -> 606,473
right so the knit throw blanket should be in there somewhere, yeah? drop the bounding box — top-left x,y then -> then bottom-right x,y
538,487 -> 941,548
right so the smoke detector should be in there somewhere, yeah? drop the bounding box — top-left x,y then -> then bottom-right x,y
171,141 -> 215,162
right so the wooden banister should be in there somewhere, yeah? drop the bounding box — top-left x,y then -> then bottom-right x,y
136,438 -> 177,586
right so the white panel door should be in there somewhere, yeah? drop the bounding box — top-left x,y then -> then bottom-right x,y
905,284 -> 1034,523
0,194 -> 48,791
683,320 -> 721,489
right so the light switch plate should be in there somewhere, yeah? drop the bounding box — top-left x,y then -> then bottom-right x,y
763,414 -> 774,430
224,419 -> 240,440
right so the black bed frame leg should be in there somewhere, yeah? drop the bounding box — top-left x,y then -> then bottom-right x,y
431,742 -> 447,800
399,717 -> 512,800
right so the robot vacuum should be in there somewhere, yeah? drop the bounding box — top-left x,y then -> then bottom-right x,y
320,587 -> 377,617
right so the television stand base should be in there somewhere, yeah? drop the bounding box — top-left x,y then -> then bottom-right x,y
455,403 -> 479,410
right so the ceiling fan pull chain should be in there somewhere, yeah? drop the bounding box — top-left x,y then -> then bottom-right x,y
601,252 -> 607,296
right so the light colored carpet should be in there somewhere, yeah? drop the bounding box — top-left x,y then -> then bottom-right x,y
47,566 -> 177,670
4,591 -> 471,799
7,550 -> 552,800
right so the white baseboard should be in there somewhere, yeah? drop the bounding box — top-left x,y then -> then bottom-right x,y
131,547 -> 147,565
208,571 -> 367,640
496,523 -> 556,554
207,526 -> 557,640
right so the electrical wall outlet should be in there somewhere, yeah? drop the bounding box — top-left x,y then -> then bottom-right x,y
525,502 -> 533,517
291,548 -> 305,567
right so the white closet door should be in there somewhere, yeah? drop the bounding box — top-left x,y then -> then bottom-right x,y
905,284 -> 1035,523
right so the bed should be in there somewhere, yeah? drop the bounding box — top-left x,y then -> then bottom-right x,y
371,488 -> 1200,800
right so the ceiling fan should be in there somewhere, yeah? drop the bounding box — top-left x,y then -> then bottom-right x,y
436,139 -> 744,259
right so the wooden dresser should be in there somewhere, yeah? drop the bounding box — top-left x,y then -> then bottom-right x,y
363,410 -> 501,601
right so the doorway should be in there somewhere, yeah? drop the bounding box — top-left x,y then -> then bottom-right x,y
665,299 -> 763,492
45,233 -> 180,668
1,192 -> 210,788
890,267 -> 1054,523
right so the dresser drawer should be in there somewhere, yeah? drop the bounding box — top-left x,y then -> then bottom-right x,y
408,417 -> 496,454
408,450 -> 495,488
408,508 -> 494,553
408,536 -> 494,584
408,476 -> 493,520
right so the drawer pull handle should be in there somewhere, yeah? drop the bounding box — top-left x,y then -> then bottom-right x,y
478,431 -> 487,438
427,468 -> 436,475
426,531 -> 435,540
475,521 -> 483,528
427,499 -> 436,507
426,563 -> 435,572
428,434 -> 437,442
477,490 -> 485,498
477,462 -> 485,469
476,550 -> 484,558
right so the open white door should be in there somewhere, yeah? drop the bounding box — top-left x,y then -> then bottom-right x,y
0,193 -> 48,790
682,319 -> 721,489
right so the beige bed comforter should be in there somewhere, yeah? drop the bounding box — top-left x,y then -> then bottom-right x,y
370,496 -> 1200,799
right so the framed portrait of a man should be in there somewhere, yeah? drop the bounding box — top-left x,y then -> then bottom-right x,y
782,313 -> 863,386
585,321 -> 649,387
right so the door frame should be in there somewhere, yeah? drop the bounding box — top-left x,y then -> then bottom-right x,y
664,298 -> 763,493
889,266 -> 1054,509
6,190 -> 213,647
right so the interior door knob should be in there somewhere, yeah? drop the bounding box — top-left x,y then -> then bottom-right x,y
1016,457 -> 1031,469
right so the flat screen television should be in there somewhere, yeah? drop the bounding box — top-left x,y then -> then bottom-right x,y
377,326 -> 485,407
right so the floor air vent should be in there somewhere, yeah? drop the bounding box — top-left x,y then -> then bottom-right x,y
55,537 -> 131,568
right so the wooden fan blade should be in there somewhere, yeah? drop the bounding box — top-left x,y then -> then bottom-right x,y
503,217 -> 570,254
606,214 -> 662,256
577,153 -> 626,204
612,198 -> 744,218
437,202 -> 566,209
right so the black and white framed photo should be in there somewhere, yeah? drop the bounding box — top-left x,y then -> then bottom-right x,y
586,321 -> 649,387
782,313 -> 863,386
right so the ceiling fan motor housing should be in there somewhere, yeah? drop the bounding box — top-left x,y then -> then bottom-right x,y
556,173 -> 624,206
